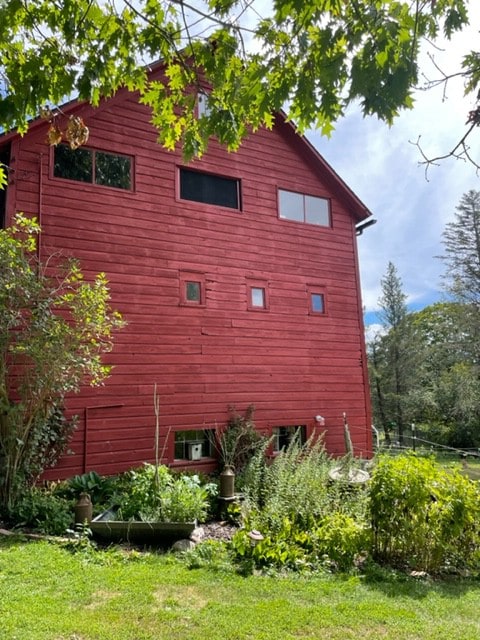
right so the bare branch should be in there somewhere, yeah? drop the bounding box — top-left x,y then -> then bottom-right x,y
410,120 -> 480,180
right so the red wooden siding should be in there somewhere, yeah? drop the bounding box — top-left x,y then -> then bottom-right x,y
2,91 -> 372,478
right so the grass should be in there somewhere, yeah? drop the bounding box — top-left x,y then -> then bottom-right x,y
1,536 -> 480,640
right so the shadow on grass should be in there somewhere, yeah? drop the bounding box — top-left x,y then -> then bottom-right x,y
361,562 -> 480,600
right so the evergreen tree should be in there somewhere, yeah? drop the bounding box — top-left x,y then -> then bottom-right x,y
369,263 -> 418,445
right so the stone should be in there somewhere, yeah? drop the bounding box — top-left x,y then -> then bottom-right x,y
171,538 -> 196,553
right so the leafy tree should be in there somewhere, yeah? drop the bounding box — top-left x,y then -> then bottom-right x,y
0,215 -> 124,513
409,302 -> 480,448
0,0 -> 476,177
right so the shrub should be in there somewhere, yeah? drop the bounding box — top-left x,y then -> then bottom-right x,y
369,453 -> 480,573
8,487 -> 72,535
232,436 -> 370,573
242,435 -> 367,533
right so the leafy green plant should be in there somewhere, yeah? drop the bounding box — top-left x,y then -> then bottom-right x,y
242,433 -> 366,533
66,470 -> 117,506
313,513 -> 368,572
7,486 -> 73,535
369,453 -> 480,573
117,463 -> 215,523
183,539 -> 234,572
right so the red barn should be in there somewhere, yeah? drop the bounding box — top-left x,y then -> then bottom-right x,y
0,70 -> 373,478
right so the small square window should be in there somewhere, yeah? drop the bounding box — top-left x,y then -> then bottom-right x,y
186,281 -> 201,303
251,287 -> 266,308
308,286 -> 327,315
247,281 -> 269,311
180,271 -> 205,306
311,293 -> 325,314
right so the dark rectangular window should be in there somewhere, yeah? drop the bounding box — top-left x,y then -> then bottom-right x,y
186,281 -> 201,303
54,145 -> 132,190
272,425 -> 307,453
180,168 -> 240,209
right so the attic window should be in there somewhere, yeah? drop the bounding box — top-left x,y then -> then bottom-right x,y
278,189 -> 330,226
53,144 -> 132,190
197,92 -> 211,118
180,168 -> 240,210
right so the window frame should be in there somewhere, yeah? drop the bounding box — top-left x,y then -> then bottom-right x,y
173,429 -> 214,461
307,285 -> 327,316
278,188 -> 331,227
179,271 -> 206,307
197,92 -> 211,118
179,166 -> 241,211
52,143 -> 134,191
247,279 -> 269,312
272,425 -> 307,453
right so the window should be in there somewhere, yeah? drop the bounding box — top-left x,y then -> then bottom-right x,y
272,425 -> 306,453
308,286 -> 327,315
180,168 -> 240,209
174,430 -> 213,460
54,144 -> 132,190
247,280 -> 269,311
197,92 -> 211,118
311,292 -> 325,314
180,271 -> 206,306
278,189 -> 330,226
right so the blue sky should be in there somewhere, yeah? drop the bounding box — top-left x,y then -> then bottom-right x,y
305,5 -> 480,331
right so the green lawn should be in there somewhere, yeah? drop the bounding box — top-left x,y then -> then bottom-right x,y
1,536 -> 480,640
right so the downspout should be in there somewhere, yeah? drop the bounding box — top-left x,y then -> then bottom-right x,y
352,218 -> 373,457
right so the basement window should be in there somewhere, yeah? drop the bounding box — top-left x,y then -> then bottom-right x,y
279,189 -> 330,226
174,430 -> 213,461
53,144 -> 132,190
180,168 -> 240,209
272,425 -> 307,453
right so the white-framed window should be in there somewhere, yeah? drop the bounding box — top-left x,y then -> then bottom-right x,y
278,189 -> 330,226
247,279 -> 269,311
197,92 -> 211,118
